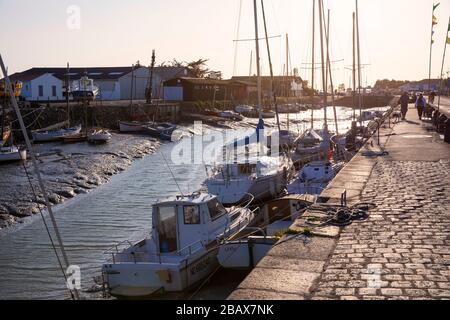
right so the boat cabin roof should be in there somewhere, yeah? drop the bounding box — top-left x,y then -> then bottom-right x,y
155,192 -> 217,206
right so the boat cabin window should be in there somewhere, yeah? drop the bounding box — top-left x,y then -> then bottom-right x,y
239,163 -> 256,174
184,205 -> 200,224
207,199 -> 227,220
157,206 -> 178,253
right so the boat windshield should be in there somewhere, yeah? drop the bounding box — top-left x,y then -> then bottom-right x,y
207,199 -> 227,220
156,205 -> 178,253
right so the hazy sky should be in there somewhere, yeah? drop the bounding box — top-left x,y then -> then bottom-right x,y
1,0 -> 449,87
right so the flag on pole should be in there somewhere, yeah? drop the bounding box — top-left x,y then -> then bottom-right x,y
433,3 -> 440,11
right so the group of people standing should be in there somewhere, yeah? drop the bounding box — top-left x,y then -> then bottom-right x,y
398,91 -> 436,121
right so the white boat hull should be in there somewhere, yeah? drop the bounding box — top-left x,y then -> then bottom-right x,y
218,237 -> 277,269
32,125 -> 82,142
88,132 -> 112,143
103,248 -> 219,297
0,148 -> 27,162
118,121 -> 145,133
207,172 -> 286,205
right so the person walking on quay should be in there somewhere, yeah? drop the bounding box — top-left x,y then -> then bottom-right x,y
429,91 -> 436,104
415,93 -> 427,121
398,92 -> 409,120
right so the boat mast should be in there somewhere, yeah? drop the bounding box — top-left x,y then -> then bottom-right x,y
356,0 -> 362,124
253,0 -> 262,120
352,12 -> 357,121
66,62 -> 70,127
286,33 -> 290,132
146,49 -> 156,104
311,0 -> 316,129
260,0 -> 282,133
323,8 -> 339,135
0,54 -> 80,300
318,0 -> 328,132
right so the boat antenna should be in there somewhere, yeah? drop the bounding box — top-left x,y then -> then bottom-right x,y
161,151 -> 184,196
0,54 -> 80,300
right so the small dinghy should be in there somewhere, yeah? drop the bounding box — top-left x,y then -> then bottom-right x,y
261,109 -> 276,118
142,122 -> 177,141
235,105 -> 254,114
31,124 -> 82,142
118,121 -> 147,133
102,192 -> 254,298
88,130 -> 112,144
218,111 -> 244,121
0,145 -> 27,163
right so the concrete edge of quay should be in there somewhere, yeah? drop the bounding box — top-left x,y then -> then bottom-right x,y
228,100 -> 399,301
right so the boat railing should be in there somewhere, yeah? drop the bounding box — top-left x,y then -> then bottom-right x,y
177,240 -> 205,256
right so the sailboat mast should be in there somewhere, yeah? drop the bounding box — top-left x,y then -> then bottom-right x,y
352,12 -> 357,120
311,0 -> 316,129
66,62 -> 70,127
253,0 -> 262,119
356,0 -> 362,123
249,50 -> 253,77
286,33 -> 290,132
260,0 -> 282,133
324,8 -> 339,135
318,0 -> 328,131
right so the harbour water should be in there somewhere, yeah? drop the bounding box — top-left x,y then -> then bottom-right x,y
0,107 -> 388,299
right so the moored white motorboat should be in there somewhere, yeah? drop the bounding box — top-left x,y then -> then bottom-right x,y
287,160 -> 344,195
0,145 -> 27,162
31,124 -> 82,142
102,192 -> 254,298
206,155 -> 292,206
71,75 -> 99,101
88,130 -> 112,143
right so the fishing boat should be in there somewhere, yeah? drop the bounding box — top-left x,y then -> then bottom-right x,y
142,122 -> 177,141
287,160 -> 344,195
88,129 -> 112,144
0,145 -> 27,162
71,75 -> 99,101
206,154 -> 292,206
218,194 -> 316,269
102,192 -> 254,297
31,124 -> 82,142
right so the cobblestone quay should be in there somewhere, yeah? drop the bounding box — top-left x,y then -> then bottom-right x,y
229,104 -> 450,300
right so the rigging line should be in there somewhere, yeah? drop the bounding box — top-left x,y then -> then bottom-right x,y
232,0 -> 244,77
0,54 -> 80,300
233,35 -> 281,42
22,162 -> 75,300
160,151 -> 184,196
